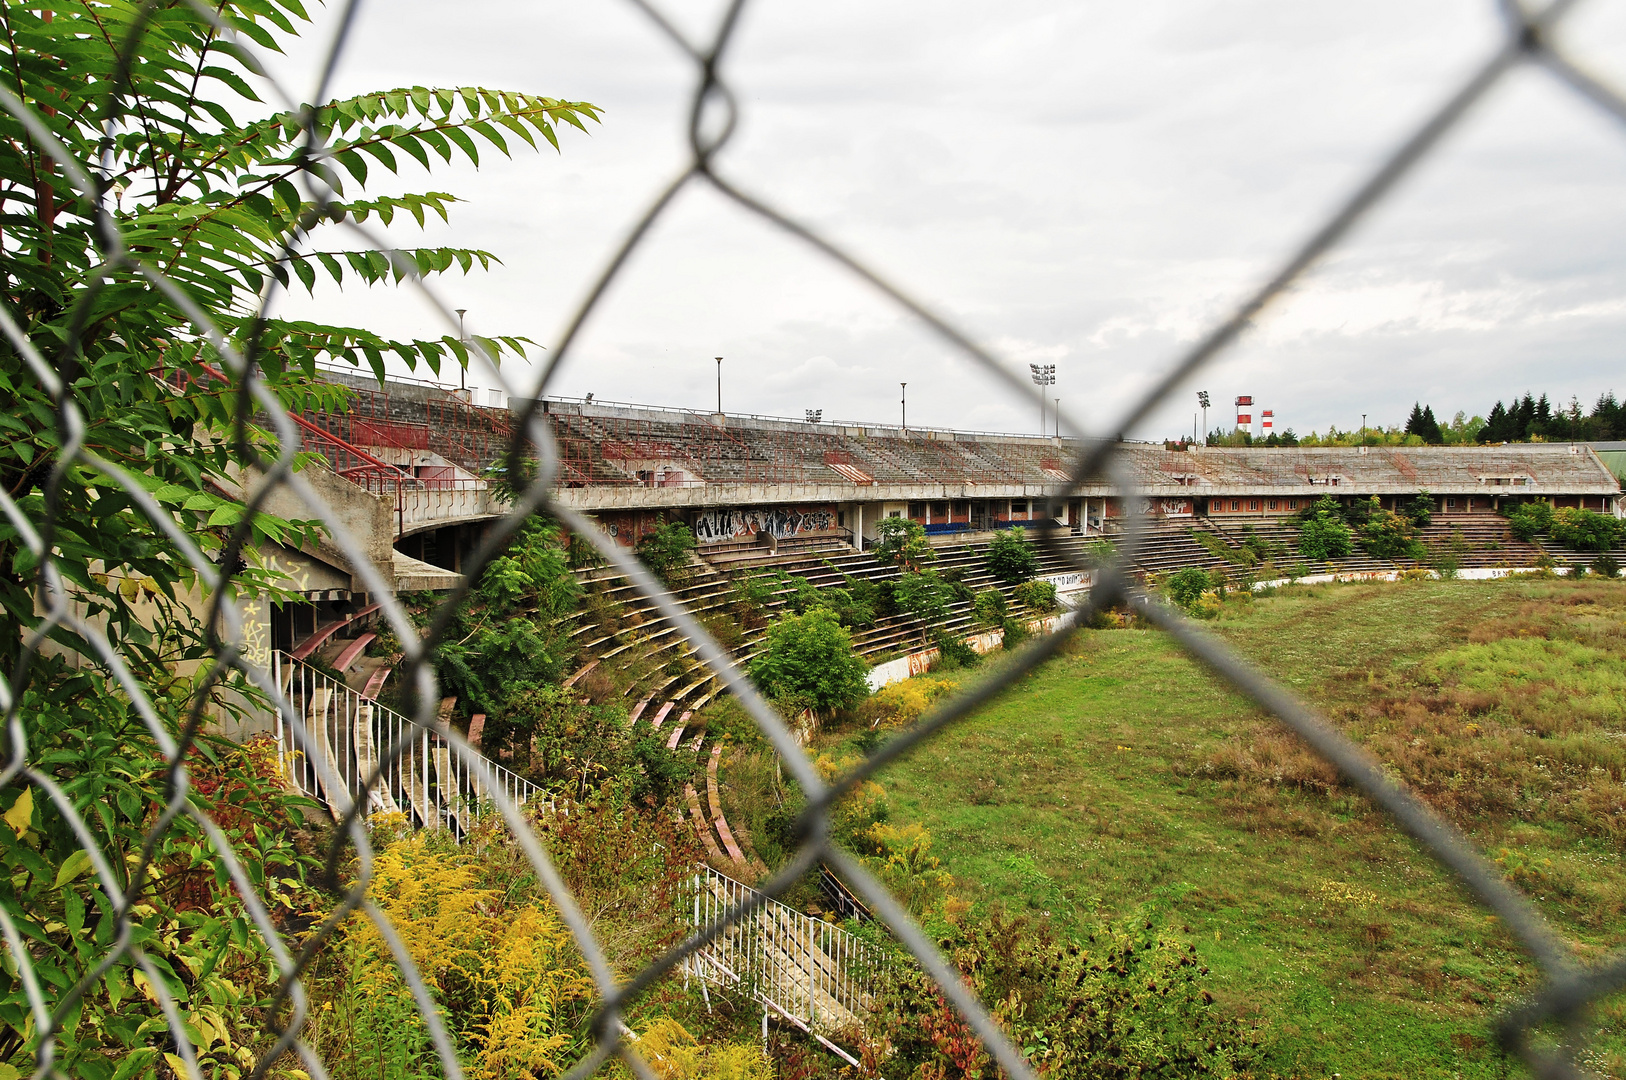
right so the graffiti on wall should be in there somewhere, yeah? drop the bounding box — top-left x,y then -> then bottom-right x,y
692,505 -> 837,544
1135,498 -> 1192,517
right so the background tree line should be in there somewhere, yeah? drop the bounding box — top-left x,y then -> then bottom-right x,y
1204,389 -> 1624,448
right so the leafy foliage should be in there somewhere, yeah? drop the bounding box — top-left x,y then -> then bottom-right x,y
0,698 -> 322,1080
511,684 -> 692,803
0,5 -> 597,1076
1163,567 -> 1212,613
1550,508 -> 1624,553
972,586 -> 1008,627
1361,506 -> 1425,560
1403,489 -> 1434,528
636,521 -> 698,586
868,911 -> 1259,1079
986,527 -> 1038,584
1012,579 -> 1058,613
872,516 -> 935,572
1477,390 -> 1626,443
435,516 -> 582,721
1506,500 -> 1554,541
895,568 -> 951,637
749,608 -> 870,712
1297,497 -> 1354,561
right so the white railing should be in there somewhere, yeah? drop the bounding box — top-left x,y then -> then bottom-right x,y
269,651 -> 549,830
683,865 -> 879,1061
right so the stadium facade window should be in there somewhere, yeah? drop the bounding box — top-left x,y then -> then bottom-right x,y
1230,500 -> 1240,512
1288,500 -> 1297,510
1248,500 -> 1258,511
1447,497 -> 1457,508
909,501 -> 926,519
931,501 -> 948,521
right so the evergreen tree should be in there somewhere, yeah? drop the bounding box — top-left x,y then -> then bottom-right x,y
1420,405 -> 1444,444
1404,402 -> 1427,438
1404,403 -> 1445,444
1514,394 -> 1537,439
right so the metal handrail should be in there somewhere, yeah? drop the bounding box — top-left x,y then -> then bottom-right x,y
683,863 -> 879,1052
269,651 -> 550,827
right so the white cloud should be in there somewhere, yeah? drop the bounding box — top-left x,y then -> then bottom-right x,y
254,0 -> 1626,439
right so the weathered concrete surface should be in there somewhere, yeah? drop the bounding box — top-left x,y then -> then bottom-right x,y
223,460 -> 397,592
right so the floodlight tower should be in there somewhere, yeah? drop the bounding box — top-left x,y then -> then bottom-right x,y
1029,363 -> 1055,435
456,308 -> 468,392
1197,390 -> 1210,442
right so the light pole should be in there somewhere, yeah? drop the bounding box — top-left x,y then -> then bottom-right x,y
456,308 -> 467,392
1054,398 -> 1061,438
715,357 -> 723,414
900,382 -> 907,430
1361,413 -> 1367,445
1029,363 -> 1055,435
1197,390 -> 1210,443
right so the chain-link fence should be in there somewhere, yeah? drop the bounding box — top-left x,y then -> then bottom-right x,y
2,0 -> 1625,1077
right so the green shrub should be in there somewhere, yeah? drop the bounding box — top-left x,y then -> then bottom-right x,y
635,520 -> 697,584
1594,552 -> 1621,579
1506,500 -> 1554,540
1361,509 -> 1424,559
1000,617 -> 1032,649
896,569 -> 952,636
973,587 -> 1009,627
1404,490 -> 1434,527
874,516 -> 936,571
872,912 -> 1260,1080
1164,566 -> 1212,612
931,630 -> 981,670
749,608 -> 870,712
987,527 -> 1039,583
1550,507 -> 1624,552
1013,579 -> 1059,612
1299,510 -> 1353,560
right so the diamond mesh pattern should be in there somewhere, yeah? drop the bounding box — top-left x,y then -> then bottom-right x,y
3,1 -> 1625,1078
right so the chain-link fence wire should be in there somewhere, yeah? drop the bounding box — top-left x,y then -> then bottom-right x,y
3,0 -> 1626,1077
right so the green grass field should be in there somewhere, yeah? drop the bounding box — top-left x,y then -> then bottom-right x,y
845,577 -> 1626,1079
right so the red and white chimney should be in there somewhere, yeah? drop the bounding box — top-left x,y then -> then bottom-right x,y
1261,409 -> 1274,434
1235,395 -> 1254,436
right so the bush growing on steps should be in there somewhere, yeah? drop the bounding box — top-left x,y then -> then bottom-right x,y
1505,500 -> 1554,540
896,569 -> 953,640
973,586 -> 1009,627
1012,579 -> 1058,613
636,521 -> 699,585
931,629 -> 981,670
1595,552 -> 1622,579
1405,489 -> 1434,527
1298,502 -> 1354,560
749,608 -> 871,712
873,516 -> 937,572
986,526 -> 1039,583
1551,507 -> 1625,552
508,684 -> 692,802
1360,508 -> 1426,560
435,516 -> 582,721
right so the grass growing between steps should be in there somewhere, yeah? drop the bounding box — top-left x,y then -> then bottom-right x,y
834,577 -> 1626,1079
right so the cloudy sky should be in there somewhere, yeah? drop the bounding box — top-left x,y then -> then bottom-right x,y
258,0 -> 1626,441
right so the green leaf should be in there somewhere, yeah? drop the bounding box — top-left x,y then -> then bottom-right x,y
56,848 -> 93,888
